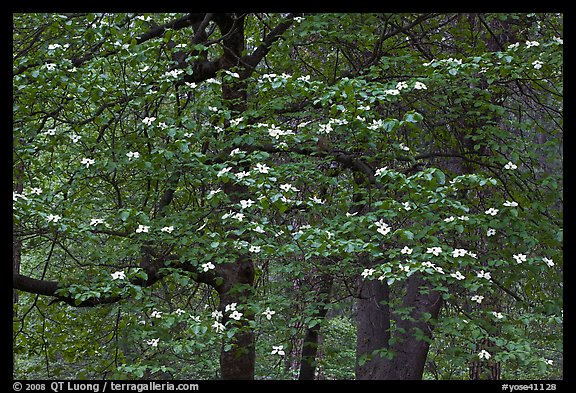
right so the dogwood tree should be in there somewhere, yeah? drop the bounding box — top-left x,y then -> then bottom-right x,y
13,13 -> 562,380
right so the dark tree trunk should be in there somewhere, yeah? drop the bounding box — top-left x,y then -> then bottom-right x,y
469,338 -> 501,380
355,277 -> 390,379
378,274 -> 443,380
211,14 -> 257,380
298,273 -> 333,380
211,228 -> 255,379
215,255 -> 255,380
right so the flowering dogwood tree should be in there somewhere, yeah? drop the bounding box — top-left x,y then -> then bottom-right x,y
13,13 -> 562,380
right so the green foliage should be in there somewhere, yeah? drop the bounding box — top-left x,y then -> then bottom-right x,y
13,13 -> 562,380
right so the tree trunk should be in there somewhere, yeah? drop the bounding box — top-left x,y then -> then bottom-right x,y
298,273 -> 333,380
213,14 -> 256,380
355,277 -> 390,379
378,274 -> 443,379
216,255 -> 255,380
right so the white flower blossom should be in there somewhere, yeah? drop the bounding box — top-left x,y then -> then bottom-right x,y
81,158 -> 95,168
230,148 -> 244,156
532,60 -> 543,70
396,81 -> 409,90
452,248 -> 467,258
126,151 -> 140,160
249,245 -> 261,253
477,270 -> 492,280
146,338 -> 160,347
503,200 -> 518,207
367,119 -> 385,130
268,125 -> 294,139
318,123 -> 333,134
142,117 -> 156,126
111,271 -> 126,280
543,257 -> 555,268
427,247 -> 442,256
280,183 -> 299,193
471,295 -> 484,304
451,271 -> 466,281
175,309 -> 186,316
202,262 -> 215,272
69,133 -> 82,143
422,261 -> 436,269
164,69 -> 184,79
161,226 -> 174,233
485,208 -> 499,216
224,70 -> 240,78
375,220 -> 391,236
212,321 -> 225,333
236,171 -> 251,179
255,163 -> 270,174
375,167 -> 388,176
486,228 -> 496,237
262,307 -> 276,320
433,266 -> 445,274
525,40 -> 540,48
271,345 -> 285,356
225,303 -> 237,312
240,199 -> 255,209
229,310 -> 243,320
444,216 -> 455,223
310,196 -> 325,204
230,117 -> 243,127
492,311 -> 504,319
513,253 -> 527,264
47,214 -> 61,223
252,225 -> 265,234
478,349 -> 491,360
211,310 -> 223,320
232,212 -> 245,221
208,188 -> 222,198
400,246 -> 413,255
136,224 -> 149,233
29,187 -> 43,195
361,268 -> 375,279
414,81 -> 427,90
504,161 -> 517,170
217,167 -> 232,178
150,310 -> 162,319
90,218 -> 105,226
13,192 -> 28,202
